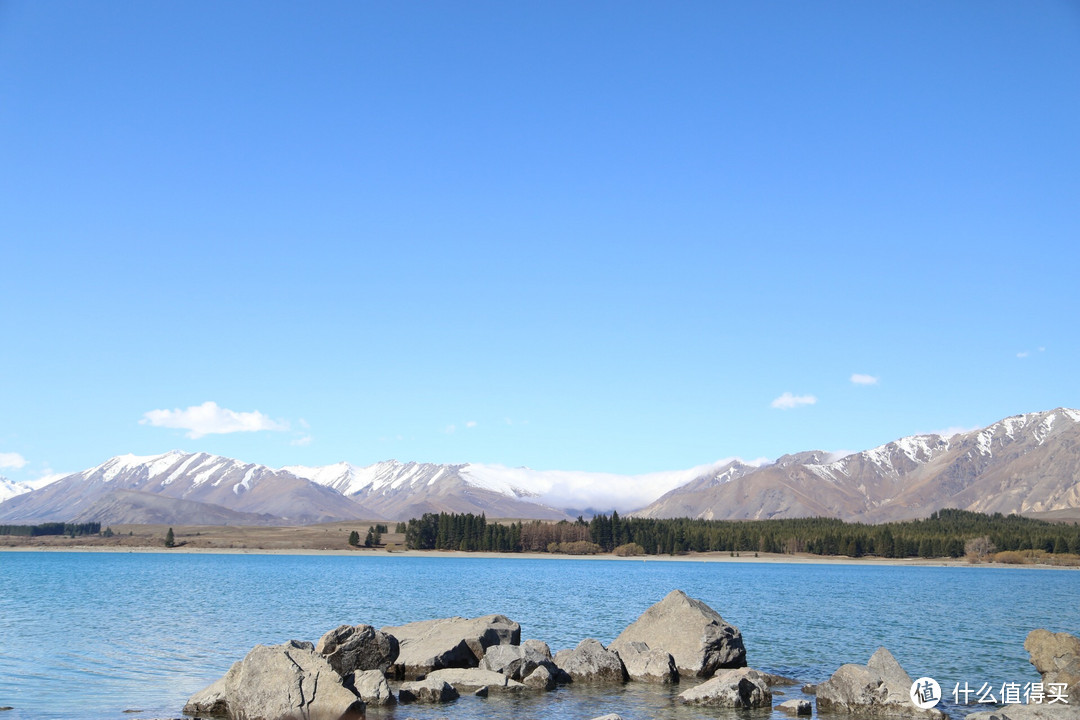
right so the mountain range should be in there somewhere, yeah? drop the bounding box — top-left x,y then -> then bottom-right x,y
1,408 -> 1078,526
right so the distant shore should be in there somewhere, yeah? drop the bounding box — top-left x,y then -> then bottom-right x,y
2,522 -> 1076,569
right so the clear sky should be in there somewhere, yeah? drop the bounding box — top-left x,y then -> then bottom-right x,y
2,1 -> 1078,481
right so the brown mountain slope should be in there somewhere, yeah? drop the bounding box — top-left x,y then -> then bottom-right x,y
634,409 -> 1080,522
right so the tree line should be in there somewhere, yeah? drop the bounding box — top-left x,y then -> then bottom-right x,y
401,509 -> 1080,558
0,522 -> 101,537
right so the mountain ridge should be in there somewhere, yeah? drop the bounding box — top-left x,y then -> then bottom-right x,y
1,407 -> 1078,526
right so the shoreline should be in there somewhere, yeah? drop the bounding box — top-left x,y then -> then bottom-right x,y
2,543 -> 1076,569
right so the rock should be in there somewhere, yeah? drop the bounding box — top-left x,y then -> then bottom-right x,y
553,638 -> 627,683
522,639 -> 554,660
778,698 -> 813,715
590,715 -> 625,720
966,704 -> 1080,720
472,686 -> 488,697
611,589 -> 746,677
382,614 -> 520,679
425,668 -> 526,693
678,667 -> 772,707
1026,629 -> 1080,705
614,641 -> 678,684
183,640 -> 364,720
816,648 -> 945,719
349,669 -> 395,706
802,683 -> 818,695
316,624 -> 399,676
523,664 -> 556,691
479,643 -> 553,681
397,678 -> 459,704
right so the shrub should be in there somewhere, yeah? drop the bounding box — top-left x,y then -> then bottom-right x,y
613,542 -> 645,557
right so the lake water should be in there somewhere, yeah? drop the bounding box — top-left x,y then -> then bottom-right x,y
0,552 -> 1077,720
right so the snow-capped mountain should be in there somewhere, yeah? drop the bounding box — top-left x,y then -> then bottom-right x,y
634,408 -> 1080,522
0,450 -> 378,525
282,459 -> 736,520
0,473 -> 64,504
2,408 -> 1078,527
0,477 -> 28,504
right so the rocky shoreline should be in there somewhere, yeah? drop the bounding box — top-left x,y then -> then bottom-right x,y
183,589 -> 1079,720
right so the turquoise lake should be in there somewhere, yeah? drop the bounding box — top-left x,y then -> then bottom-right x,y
0,552 -> 1077,720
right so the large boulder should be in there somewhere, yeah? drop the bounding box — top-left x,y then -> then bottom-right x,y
349,669 -> 395,706
614,641 -> 678,684
183,640 -> 364,720
381,614 -> 520,679
426,667 -> 526,693
316,624 -> 399,676
479,643 -> 554,681
1026,629 -> 1080,705
816,647 -> 945,719
397,677 -> 459,704
611,589 -> 745,677
678,667 -> 772,708
553,639 -> 627,683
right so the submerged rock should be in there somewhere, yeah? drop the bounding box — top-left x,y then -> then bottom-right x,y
816,647 -> 945,719
425,667 -> 526,693
678,667 -> 772,708
397,677 -> 459,704
778,698 -> 813,715
553,638 -> 628,683
183,640 -> 364,720
382,614 -> 520,679
611,589 -> 746,677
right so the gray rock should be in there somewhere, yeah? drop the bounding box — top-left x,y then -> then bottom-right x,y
183,640 -> 364,720
614,641 -> 678,684
1026,629 -> 1080,705
778,698 -> 813,715
397,678 -> 459,704
590,715 -> 625,720
425,668 -> 526,693
803,683 -> 818,695
678,667 -> 772,708
966,704 -> 1080,720
522,639 -> 554,661
472,686 -> 488,697
381,614 -> 520,679
611,589 -> 746,677
349,669 -> 395,706
816,648 -> 946,719
523,664 -> 556,691
316,624 -> 399,676
553,638 -> 627,683
479,643 -> 553,681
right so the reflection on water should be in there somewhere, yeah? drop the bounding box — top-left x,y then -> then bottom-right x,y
0,552 -> 1076,720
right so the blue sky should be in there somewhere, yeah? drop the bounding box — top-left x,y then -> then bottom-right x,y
1,1 -> 1078,481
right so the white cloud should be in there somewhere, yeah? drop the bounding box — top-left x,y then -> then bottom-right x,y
850,373 -> 879,385
291,435 -> 313,447
466,421 -> 478,429
1017,351 -> 1029,359
140,401 -> 289,439
771,392 -> 817,410
463,457 -> 769,514
444,424 -> 457,434
0,452 -> 28,470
